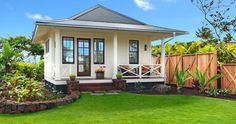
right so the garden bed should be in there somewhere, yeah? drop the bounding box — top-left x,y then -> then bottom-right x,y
0,91 -> 80,114
130,84 -> 236,101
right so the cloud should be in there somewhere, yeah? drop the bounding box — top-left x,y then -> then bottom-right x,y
134,0 -> 154,11
25,13 -> 52,20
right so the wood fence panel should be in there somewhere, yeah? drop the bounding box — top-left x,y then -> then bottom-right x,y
182,55 -> 196,87
155,53 -> 217,88
221,64 -> 236,94
165,57 -> 170,83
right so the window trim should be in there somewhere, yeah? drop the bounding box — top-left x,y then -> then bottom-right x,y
129,40 -> 139,64
62,36 -> 75,64
93,38 -> 105,64
45,40 -> 49,54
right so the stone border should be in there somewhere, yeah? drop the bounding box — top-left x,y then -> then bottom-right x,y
0,91 -> 80,114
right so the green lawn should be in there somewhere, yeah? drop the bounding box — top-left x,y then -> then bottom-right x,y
1,92 -> 236,124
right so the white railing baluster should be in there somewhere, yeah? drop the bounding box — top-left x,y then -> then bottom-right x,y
117,64 -> 162,78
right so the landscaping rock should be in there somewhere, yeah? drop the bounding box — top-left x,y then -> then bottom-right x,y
0,91 -> 81,114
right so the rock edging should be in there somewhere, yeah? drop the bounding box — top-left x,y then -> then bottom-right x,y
0,91 -> 80,114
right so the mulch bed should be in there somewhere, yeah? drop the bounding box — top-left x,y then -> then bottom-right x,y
130,85 -> 236,101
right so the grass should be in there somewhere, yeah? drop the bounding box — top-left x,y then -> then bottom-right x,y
0,92 -> 236,124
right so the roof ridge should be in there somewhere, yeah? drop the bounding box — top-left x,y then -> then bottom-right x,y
68,4 -> 146,25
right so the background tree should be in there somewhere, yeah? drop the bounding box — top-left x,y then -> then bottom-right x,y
0,41 -> 22,73
191,0 -> 236,43
0,36 -> 44,63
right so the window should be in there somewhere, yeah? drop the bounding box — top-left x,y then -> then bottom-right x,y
93,38 -> 105,64
62,37 -> 74,64
129,40 -> 139,64
45,40 -> 49,53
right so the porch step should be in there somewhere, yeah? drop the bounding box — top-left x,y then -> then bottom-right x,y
79,83 -> 116,91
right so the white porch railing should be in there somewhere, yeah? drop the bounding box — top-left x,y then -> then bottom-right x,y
118,64 -> 162,78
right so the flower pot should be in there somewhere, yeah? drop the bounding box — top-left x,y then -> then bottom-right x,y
117,77 -> 122,80
96,72 -> 104,79
70,76 -> 76,81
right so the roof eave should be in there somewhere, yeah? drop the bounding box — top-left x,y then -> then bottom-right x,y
35,22 -> 188,36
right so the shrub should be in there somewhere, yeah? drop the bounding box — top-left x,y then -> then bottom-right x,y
195,68 -> 221,93
116,73 -> 123,79
13,60 -> 44,81
205,88 -> 231,97
134,82 -> 144,93
0,74 -> 46,102
152,84 -> 171,94
0,73 -> 63,103
174,68 -> 191,93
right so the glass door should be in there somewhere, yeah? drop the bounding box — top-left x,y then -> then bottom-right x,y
77,38 -> 91,76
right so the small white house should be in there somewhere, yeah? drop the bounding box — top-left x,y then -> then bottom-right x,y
32,5 -> 187,92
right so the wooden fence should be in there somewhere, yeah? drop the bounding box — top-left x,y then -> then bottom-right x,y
154,53 -> 218,88
221,64 -> 236,94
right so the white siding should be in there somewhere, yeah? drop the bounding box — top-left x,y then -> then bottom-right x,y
44,29 -> 153,84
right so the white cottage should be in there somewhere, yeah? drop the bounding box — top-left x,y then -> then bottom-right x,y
32,5 -> 187,92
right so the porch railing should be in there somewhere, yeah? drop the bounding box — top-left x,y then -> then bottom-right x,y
117,64 -> 162,78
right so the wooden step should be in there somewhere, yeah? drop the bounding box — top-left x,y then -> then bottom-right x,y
79,83 -> 116,91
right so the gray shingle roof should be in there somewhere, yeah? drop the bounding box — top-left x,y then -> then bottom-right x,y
69,5 -> 145,25
35,4 -> 188,35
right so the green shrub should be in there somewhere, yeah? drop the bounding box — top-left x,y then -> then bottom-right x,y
195,68 -> 221,93
13,60 -> 44,81
174,68 -> 191,93
134,82 -> 144,93
116,73 -> 123,79
1,74 -> 46,102
205,88 -> 231,96
0,73 -> 63,103
152,84 -> 171,94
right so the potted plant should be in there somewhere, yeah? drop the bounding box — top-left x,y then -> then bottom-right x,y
69,74 -> 76,81
95,67 -> 105,79
116,73 -> 123,80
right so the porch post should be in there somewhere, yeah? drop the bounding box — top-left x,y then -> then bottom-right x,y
113,33 -> 118,78
55,30 -> 61,80
161,39 -> 166,80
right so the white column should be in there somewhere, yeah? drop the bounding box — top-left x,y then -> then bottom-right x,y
113,33 -> 118,78
161,39 -> 166,80
49,33 -> 55,79
55,30 -> 61,80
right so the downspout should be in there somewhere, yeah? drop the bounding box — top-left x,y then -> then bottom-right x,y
161,32 -> 176,84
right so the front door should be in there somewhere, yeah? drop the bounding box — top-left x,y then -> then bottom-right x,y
77,38 -> 91,76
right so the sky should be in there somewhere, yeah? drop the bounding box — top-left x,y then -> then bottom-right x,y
0,0 -> 235,45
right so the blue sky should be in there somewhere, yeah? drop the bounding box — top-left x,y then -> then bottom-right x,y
0,0 -> 235,44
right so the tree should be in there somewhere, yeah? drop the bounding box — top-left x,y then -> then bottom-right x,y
0,41 -> 22,73
0,36 -> 44,63
191,0 -> 236,43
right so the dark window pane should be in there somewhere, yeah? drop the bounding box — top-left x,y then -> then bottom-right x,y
93,39 -> 105,64
62,37 -> 74,64
129,40 -> 139,64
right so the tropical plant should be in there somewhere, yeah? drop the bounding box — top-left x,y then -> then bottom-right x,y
13,60 -> 44,81
116,73 -> 123,80
174,67 -> 191,93
0,74 -> 46,102
0,41 -> 22,74
195,68 -> 221,93
0,73 -> 64,102
0,36 -> 44,63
